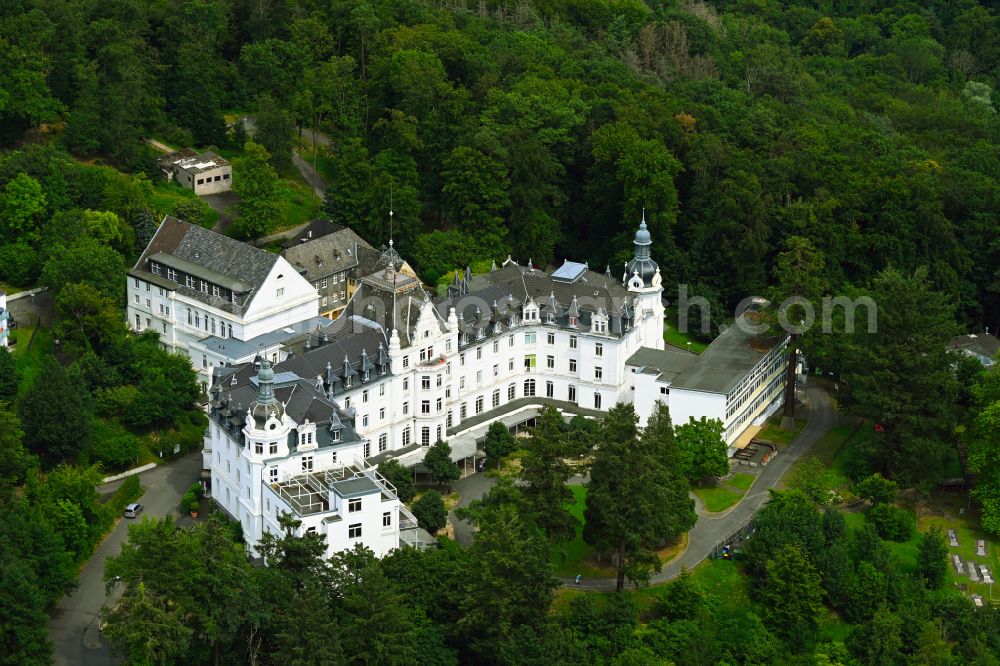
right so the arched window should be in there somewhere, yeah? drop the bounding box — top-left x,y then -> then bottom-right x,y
524,379 -> 536,397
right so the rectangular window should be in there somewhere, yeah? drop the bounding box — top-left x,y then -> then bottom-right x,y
570,359 -> 577,373
546,355 -> 555,369
379,407 -> 385,420
421,376 -> 431,390
436,397 -> 442,412
402,356 -> 409,368
595,393 -> 602,409
508,384 -> 515,400
460,353 -> 465,367
595,343 -> 603,357
476,370 -> 482,384
134,314 -> 141,329
402,428 -> 411,446
460,403 -> 468,419
569,385 -> 576,402
349,498 -> 362,513
302,456 -> 313,472
403,402 -> 409,415
569,335 -> 577,349
269,442 -> 277,454
475,396 -> 484,414
362,414 -> 369,427
547,332 -> 555,345
321,278 -> 328,288
493,340 -> 499,353
476,347 -> 482,360
492,390 -> 500,408
383,511 -> 391,527
421,400 -> 430,414
422,427 -> 431,447
349,523 -> 362,539
524,332 -> 536,344
201,281 -> 208,293
363,390 -> 369,403
213,285 -> 221,297
508,335 -> 514,347
134,293 -> 140,304
255,442 -> 263,454
493,364 -> 499,377
595,367 -> 603,381
378,433 -> 388,452
546,381 -> 554,398
269,467 -> 278,482
276,287 -> 284,298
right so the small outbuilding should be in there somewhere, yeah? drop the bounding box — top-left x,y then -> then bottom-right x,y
158,149 -> 232,195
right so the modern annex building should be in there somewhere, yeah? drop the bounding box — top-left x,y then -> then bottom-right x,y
132,215 -> 788,557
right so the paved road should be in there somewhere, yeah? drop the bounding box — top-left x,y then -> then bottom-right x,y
449,385 -> 837,589
204,191 -> 241,233
48,452 -> 204,666
6,288 -> 54,329
293,151 -> 327,200
566,384 -> 838,591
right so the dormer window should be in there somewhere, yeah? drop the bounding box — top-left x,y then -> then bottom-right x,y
345,376 -> 352,389
151,263 -> 161,275
186,275 -> 195,288
166,268 -> 177,281
331,429 -> 341,442
201,281 -> 209,294
363,370 -> 370,381
379,364 -> 387,376
546,313 -> 554,324
569,316 -> 578,327
477,328 -> 485,339
493,322 -> 501,333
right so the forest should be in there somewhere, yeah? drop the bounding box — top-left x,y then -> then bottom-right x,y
1,0 -> 1000,663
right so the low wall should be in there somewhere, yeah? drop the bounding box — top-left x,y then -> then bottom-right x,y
101,462 -> 157,484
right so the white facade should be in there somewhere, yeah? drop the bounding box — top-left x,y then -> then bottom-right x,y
207,361 -> 418,560
127,217 -> 320,390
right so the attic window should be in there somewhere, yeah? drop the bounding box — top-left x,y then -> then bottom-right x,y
277,274 -> 284,279
331,429 -> 341,442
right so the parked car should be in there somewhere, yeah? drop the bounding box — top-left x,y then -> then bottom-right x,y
124,503 -> 144,518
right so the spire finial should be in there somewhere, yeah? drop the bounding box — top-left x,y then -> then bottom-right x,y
640,207 -> 647,229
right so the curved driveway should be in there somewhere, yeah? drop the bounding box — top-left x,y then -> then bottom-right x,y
449,385 -> 838,590
565,384 -> 838,591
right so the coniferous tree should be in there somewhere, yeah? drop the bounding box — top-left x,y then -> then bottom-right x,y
584,403 -> 695,591
520,406 -> 578,544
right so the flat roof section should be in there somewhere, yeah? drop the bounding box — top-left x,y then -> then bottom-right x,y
670,316 -> 785,395
331,476 -> 381,498
626,346 -> 699,384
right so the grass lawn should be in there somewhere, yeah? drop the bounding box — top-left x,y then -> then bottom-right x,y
13,325 -> 52,391
779,423 -> 857,494
693,485 -> 745,513
756,416 -> 806,447
663,324 -> 708,354
275,178 -> 321,232
149,181 -> 219,228
918,493 -> 1000,600
727,472 -> 756,491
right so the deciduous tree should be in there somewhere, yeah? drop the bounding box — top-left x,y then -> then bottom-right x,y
232,141 -> 281,239
424,440 -> 459,491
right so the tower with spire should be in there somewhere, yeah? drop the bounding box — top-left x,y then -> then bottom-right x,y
623,211 -> 665,349
243,359 -> 291,460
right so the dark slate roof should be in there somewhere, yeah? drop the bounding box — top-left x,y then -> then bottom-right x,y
338,276 -> 438,349
281,219 -> 348,249
949,333 -> 999,364
282,222 -> 375,282
208,371 -> 360,453
434,261 -> 634,343
131,216 -> 279,314
275,325 -> 392,398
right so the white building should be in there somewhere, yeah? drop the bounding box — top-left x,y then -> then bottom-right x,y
203,217 -> 790,559
127,216 -> 321,391
158,149 -> 232,195
206,359 -> 420,559
0,292 -> 9,348
627,301 -> 789,453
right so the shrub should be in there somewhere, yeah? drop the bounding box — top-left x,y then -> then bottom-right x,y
89,419 -> 141,470
865,503 -> 914,542
412,490 -> 447,534
105,474 -> 143,525
189,499 -> 200,514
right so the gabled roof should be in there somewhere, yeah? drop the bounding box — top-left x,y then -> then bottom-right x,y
282,221 -> 375,281
131,216 -> 279,314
